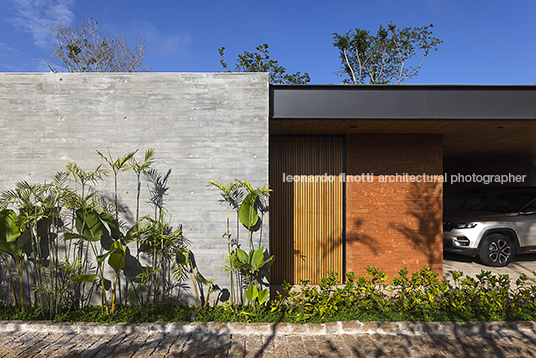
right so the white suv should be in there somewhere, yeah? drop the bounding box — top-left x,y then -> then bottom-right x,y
443,189 -> 536,266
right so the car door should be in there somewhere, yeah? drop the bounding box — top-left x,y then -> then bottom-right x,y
515,199 -> 536,247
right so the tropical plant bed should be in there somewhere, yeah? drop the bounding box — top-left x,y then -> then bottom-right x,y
2,266 -> 536,324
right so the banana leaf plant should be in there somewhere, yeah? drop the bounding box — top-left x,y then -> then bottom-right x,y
70,272 -> 99,307
173,248 -> 217,310
107,240 -> 126,314
208,180 -> 241,304
70,274 -> 98,284
64,208 -> 120,314
232,245 -> 274,305
245,285 -> 270,307
0,209 -> 27,311
234,246 -> 274,284
226,180 -> 272,304
237,181 -> 271,251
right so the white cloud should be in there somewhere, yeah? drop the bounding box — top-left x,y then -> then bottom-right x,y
8,0 -> 76,47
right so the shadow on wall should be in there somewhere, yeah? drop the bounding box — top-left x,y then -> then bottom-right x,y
0,164 -> 206,308
346,219 -> 378,257
390,181 -> 443,270
315,226 -> 344,283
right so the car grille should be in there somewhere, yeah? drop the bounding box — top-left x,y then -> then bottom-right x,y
443,239 -> 454,248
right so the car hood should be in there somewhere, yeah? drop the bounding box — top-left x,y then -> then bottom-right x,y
444,211 -> 517,223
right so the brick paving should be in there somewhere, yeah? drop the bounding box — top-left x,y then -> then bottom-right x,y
0,321 -> 536,357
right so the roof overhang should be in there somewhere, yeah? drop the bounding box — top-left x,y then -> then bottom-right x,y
270,85 -> 536,164
271,84 -> 536,120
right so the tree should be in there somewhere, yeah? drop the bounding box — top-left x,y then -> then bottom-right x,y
219,44 -> 310,84
333,23 -> 442,84
45,18 -> 149,73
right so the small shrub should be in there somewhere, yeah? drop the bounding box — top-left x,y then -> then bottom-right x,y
2,267 -> 536,324
271,266 -> 536,323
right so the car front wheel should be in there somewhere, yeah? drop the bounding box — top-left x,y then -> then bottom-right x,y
479,234 -> 515,267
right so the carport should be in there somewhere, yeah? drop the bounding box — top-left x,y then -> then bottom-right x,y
269,85 -> 536,283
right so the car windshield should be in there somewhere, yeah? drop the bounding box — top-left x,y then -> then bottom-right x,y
470,192 -> 535,213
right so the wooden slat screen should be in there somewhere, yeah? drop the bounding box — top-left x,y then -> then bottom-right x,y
269,136 -> 343,284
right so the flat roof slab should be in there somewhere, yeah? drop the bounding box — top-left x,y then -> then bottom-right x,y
271,85 -> 536,120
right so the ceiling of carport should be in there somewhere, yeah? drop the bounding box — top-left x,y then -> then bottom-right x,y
270,119 -> 536,163
270,85 -> 536,164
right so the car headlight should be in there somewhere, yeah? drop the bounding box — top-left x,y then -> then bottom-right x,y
454,223 -> 477,229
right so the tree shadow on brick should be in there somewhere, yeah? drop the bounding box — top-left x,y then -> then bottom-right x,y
390,181 -> 443,271
346,218 -> 379,256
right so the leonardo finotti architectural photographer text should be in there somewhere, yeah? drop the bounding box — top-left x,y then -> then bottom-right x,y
282,173 -> 527,185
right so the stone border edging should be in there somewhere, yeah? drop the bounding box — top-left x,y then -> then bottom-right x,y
0,320 -> 534,336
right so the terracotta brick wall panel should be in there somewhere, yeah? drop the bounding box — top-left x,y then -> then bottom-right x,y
345,135 -> 443,280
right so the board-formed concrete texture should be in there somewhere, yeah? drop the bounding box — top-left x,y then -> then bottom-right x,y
0,72 -> 270,301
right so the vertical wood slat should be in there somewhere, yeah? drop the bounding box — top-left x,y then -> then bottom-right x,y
269,137 -> 343,284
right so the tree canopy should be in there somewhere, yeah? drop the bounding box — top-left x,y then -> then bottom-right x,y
333,23 -> 442,84
219,44 -> 310,84
45,18 -> 150,73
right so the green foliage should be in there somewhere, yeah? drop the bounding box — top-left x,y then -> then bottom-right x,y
232,246 -> 274,286
245,285 -> 270,310
236,180 -> 271,250
173,248 -> 217,310
245,285 -> 258,303
64,209 -> 104,242
2,267 -> 536,324
272,272 -> 345,323
0,303 -> 193,323
126,267 -> 158,306
70,274 -> 98,283
34,258 -> 85,318
333,22 -> 442,84
0,177 -> 81,316
209,179 -> 271,305
108,240 -> 126,314
9,148 -> 534,327
238,193 -> 259,229
0,209 -> 24,310
0,209 -> 22,243
390,266 -> 447,318
108,241 -> 126,273
64,162 -> 108,196
128,148 -> 155,226
270,267 -> 536,323
219,44 -> 311,84
137,210 -> 185,306
137,212 -> 183,258
0,148 -> 218,318
66,207 -> 118,315
96,148 -> 137,223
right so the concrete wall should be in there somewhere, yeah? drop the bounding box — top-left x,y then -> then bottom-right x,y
0,72 -> 270,300
345,135 -> 444,278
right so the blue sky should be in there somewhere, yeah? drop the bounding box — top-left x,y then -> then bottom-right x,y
1,0 -> 535,84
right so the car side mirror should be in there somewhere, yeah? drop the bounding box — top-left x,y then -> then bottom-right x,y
519,208 -> 536,215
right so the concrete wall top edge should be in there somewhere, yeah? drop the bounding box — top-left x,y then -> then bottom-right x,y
0,72 -> 268,76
